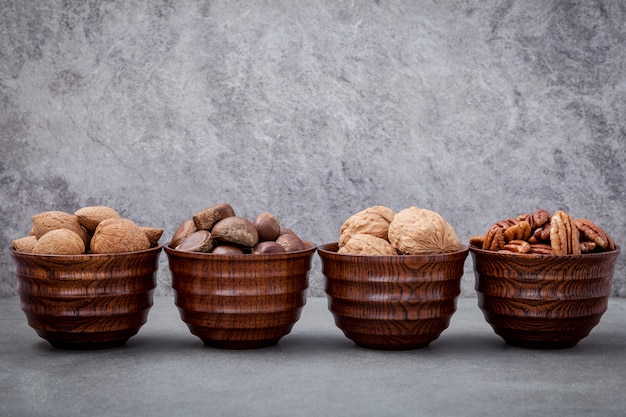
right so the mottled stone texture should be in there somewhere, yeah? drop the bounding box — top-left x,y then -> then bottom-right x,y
1,1 -> 625,297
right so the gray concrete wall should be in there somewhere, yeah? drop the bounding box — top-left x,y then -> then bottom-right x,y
1,1 -> 625,297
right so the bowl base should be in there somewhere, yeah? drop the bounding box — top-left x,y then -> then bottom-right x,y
36,329 -> 138,350
202,338 -> 280,350
48,339 -> 129,350
502,338 -> 579,350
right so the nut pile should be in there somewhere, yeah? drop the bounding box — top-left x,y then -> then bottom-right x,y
338,205 -> 461,256
12,206 -> 163,255
170,203 -> 305,254
469,209 -> 616,255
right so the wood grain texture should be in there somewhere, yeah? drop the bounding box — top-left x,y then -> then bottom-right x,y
318,242 -> 468,350
470,245 -> 620,349
165,241 -> 316,349
11,246 -> 162,349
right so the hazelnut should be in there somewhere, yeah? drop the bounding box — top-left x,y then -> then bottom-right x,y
253,212 -> 281,242
211,244 -> 244,255
175,230 -> 214,253
276,231 -> 304,252
170,219 -> 197,248
252,241 -> 286,254
211,216 -> 259,248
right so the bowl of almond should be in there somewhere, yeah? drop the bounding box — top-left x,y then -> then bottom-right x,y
164,203 -> 316,349
10,206 -> 163,349
318,206 -> 468,350
469,209 -> 620,349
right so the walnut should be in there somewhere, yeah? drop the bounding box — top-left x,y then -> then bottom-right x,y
388,207 -> 460,255
90,218 -> 151,254
32,229 -> 85,255
338,234 -> 397,256
74,206 -> 121,233
359,205 -> 396,223
339,210 -> 392,248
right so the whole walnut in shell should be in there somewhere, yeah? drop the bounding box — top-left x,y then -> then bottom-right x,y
90,218 -> 151,254
339,208 -> 393,248
388,207 -> 460,255
338,234 -> 397,256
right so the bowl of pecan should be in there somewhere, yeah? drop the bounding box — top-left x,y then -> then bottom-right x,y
318,206 -> 468,350
10,207 -> 163,349
164,203 -> 316,349
469,209 -> 620,349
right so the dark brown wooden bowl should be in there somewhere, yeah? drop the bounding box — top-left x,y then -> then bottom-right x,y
10,246 -> 162,349
470,245 -> 621,349
164,241 -> 316,349
318,243 -> 469,350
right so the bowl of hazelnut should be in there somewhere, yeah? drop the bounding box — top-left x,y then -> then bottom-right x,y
318,206 -> 468,350
164,203 -> 316,349
10,206 -> 163,349
469,209 -> 620,349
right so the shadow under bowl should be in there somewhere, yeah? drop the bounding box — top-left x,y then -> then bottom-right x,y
318,242 -> 469,350
469,245 -> 621,349
164,241 -> 316,349
10,246 -> 162,350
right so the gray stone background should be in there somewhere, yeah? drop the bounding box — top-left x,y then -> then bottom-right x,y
1,0 -> 625,298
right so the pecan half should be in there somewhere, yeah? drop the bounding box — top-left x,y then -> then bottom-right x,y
530,243 -> 553,255
574,218 -> 616,251
503,220 -> 531,242
482,224 -> 506,251
503,240 -> 531,254
579,241 -> 597,253
550,210 -> 580,255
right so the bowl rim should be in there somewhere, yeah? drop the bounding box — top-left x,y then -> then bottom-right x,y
164,240 -> 317,259
317,241 -> 469,259
468,243 -> 621,259
9,244 -> 163,260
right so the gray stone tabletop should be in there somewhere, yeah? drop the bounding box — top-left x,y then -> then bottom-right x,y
2,296 -> 625,417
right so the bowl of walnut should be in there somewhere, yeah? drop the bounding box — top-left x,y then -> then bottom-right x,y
469,209 -> 620,349
10,206 -> 163,349
164,203 -> 316,349
318,206 -> 468,350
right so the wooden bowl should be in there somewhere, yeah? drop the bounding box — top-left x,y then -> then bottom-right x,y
470,245 -> 621,349
318,243 -> 469,350
10,246 -> 162,349
164,241 -> 316,349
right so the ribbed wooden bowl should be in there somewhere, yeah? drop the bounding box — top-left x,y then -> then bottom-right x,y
10,246 -> 162,349
165,241 -> 316,349
470,245 -> 621,349
318,243 -> 469,350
